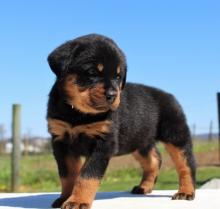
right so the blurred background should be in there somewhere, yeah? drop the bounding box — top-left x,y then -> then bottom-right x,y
0,0 -> 219,192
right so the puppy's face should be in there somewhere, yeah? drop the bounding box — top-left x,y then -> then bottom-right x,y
62,63 -> 123,114
48,34 -> 127,114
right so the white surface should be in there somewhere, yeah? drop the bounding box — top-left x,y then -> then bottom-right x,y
200,178 -> 220,189
0,190 -> 219,209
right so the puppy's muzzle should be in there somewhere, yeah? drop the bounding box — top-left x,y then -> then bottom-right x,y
106,89 -> 117,104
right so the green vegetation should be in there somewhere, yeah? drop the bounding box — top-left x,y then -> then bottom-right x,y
0,140 -> 219,192
156,140 -> 219,154
101,167 -> 220,191
192,140 -> 219,153
0,154 -> 59,192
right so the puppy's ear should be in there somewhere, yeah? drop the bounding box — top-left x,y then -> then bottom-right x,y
47,41 -> 79,77
121,67 -> 127,89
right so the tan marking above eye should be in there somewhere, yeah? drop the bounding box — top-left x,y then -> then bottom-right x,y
47,118 -> 112,140
117,66 -> 121,74
97,63 -> 104,72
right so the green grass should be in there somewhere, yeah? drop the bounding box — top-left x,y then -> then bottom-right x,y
0,154 -> 60,192
19,155 -> 59,192
0,140 -> 219,192
0,155 -> 11,191
156,140 -> 219,154
1,155 -> 219,192
192,140 -> 219,153
100,167 -> 220,191
100,168 -> 141,191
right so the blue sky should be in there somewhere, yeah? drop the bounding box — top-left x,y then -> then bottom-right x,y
0,0 -> 219,137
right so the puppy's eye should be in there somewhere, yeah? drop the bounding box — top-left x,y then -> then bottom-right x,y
116,75 -> 121,80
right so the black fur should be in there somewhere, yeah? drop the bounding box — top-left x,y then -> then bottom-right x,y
47,34 -> 196,208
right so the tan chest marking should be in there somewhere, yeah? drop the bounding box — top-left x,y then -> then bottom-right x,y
48,118 -> 112,140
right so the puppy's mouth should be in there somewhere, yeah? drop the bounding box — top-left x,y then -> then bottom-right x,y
89,86 -> 121,112
68,93 -> 120,112
90,99 -> 118,112
93,105 -> 110,112
91,90 -> 121,112
66,99 -> 118,113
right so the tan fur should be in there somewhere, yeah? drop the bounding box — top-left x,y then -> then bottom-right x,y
64,75 -> 112,114
89,83 -> 107,109
64,75 -> 104,114
64,178 -> 100,208
133,148 -> 160,193
119,82 -> 123,90
97,63 -> 104,72
110,87 -> 121,110
117,66 -> 121,74
48,118 -> 112,140
164,143 -> 194,194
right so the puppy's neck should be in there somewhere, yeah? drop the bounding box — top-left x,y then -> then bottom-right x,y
59,101 -> 112,126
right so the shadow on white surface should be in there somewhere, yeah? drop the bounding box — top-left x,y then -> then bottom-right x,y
0,194 -> 57,208
0,192 -> 172,208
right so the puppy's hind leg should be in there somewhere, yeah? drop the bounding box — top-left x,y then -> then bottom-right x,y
164,141 -> 196,200
131,144 -> 162,194
161,115 -> 196,200
158,94 -> 196,200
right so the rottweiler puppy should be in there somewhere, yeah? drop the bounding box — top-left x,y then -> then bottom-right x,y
47,34 -> 196,209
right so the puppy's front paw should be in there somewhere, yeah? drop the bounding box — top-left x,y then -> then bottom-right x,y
52,197 -> 66,208
131,185 -> 152,194
172,192 -> 195,200
61,201 -> 90,209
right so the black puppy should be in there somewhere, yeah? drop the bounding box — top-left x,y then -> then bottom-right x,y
47,34 -> 196,209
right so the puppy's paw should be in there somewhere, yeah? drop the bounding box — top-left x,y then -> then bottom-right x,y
172,192 -> 195,200
61,201 -> 90,209
52,197 -> 66,208
131,185 -> 152,194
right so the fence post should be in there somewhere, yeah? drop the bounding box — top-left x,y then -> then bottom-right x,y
217,93 -> 220,163
11,104 -> 21,192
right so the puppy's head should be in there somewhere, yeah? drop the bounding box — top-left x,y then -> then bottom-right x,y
48,34 -> 127,114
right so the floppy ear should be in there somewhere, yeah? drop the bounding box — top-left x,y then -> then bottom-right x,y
47,41 -> 79,77
121,67 -> 127,90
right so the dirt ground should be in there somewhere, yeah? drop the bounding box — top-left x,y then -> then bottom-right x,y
108,150 -> 220,171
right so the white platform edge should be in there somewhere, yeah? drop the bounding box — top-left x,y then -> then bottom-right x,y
0,189 -> 220,209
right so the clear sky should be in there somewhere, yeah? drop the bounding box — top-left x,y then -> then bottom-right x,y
0,0 -> 219,137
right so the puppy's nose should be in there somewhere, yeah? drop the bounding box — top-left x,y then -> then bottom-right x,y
106,90 -> 117,104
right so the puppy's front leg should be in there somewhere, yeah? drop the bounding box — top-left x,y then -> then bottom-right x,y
61,143 -> 110,209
